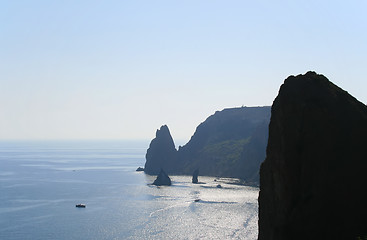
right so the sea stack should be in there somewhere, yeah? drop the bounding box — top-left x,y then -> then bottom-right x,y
258,72 -> 367,239
152,169 -> 172,186
144,125 -> 177,175
192,169 -> 199,183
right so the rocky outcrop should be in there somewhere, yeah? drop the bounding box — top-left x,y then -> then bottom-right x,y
258,72 -> 367,240
144,107 -> 270,183
192,169 -> 199,183
144,125 -> 177,175
152,169 -> 172,186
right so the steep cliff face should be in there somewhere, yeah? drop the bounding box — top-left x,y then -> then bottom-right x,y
236,120 -> 269,183
144,125 -> 177,175
178,107 -> 270,181
258,72 -> 367,240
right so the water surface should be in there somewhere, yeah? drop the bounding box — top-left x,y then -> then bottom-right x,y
0,140 -> 258,239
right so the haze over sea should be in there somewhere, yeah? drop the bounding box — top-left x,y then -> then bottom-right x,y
0,140 -> 258,240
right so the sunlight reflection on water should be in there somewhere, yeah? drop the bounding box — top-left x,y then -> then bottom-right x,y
0,141 -> 258,240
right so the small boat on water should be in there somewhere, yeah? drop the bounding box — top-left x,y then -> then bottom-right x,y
76,204 -> 86,208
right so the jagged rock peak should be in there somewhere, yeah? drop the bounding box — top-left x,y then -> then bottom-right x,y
258,72 -> 367,239
155,125 -> 172,140
144,125 -> 177,175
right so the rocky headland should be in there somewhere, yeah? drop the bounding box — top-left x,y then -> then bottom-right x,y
144,106 -> 270,184
258,72 -> 367,239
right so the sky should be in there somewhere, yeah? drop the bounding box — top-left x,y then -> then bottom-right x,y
1,0 -> 366,142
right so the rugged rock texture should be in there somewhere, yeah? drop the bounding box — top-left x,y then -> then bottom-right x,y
258,72 -> 367,240
144,107 -> 270,183
152,169 -> 172,186
144,125 -> 177,175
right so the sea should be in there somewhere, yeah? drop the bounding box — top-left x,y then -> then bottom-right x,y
0,140 -> 259,240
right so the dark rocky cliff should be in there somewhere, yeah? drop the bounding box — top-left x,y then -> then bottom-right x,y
144,107 -> 270,183
178,107 -> 270,181
258,72 -> 367,239
144,125 -> 177,175
236,119 -> 269,183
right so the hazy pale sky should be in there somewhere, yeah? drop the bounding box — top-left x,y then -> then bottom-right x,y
1,0 -> 366,142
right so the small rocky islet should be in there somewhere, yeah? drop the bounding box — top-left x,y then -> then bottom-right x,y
152,169 -> 171,186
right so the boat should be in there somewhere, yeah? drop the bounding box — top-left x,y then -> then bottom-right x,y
76,204 -> 86,208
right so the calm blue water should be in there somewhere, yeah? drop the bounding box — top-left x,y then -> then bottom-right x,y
0,140 -> 258,240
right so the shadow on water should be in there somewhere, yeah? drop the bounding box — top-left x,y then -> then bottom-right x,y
195,200 -> 237,204
199,185 -> 236,190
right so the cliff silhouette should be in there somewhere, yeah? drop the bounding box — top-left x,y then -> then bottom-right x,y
144,125 -> 178,175
144,106 -> 270,183
258,72 -> 367,239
